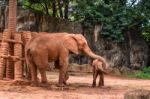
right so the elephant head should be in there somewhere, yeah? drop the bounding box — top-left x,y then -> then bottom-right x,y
92,59 -> 107,74
63,34 -> 108,68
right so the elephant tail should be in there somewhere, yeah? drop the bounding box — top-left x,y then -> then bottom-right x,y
25,48 -> 34,67
25,48 -> 34,79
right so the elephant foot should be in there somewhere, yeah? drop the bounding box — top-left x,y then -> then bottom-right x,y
63,79 -> 68,85
41,78 -> 47,84
58,79 -> 68,87
98,83 -> 104,87
38,83 -> 50,87
57,83 -> 65,87
41,80 -> 47,84
92,81 -> 96,87
63,81 -> 67,85
30,81 -> 39,87
92,84 -> 96,88
24,74 -> 31,80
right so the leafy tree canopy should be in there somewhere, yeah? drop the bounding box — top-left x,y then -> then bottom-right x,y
2,0 -> 150,42
73,0 -> 150,42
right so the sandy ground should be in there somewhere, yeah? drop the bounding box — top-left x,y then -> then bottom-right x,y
0,72 -> 150,99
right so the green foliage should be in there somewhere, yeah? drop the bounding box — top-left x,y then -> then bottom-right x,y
73,0 -> 150,42
19,0 -> 150,42
128,67 -> 150,79
22,0 -> 51,14
142,66 -> 150,73
142,32 -> 150,41
22,0 -> 71,18
131,72 -> 150,79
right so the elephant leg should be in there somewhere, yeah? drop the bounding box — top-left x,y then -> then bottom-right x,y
55,60 -> 68,85
63,72 -> 69,85
26,65 -> 31,80
29,64 -> 38,85
98,72 -> 104,87
33,53 -> 48,84
39,67 -> 47,83
101,72 -> 104,86
58,53 -> 69,87
92,70 -> 98,87
59,65 -> 68,86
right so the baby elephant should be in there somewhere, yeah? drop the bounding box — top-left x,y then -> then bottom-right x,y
92,59 -> 107,87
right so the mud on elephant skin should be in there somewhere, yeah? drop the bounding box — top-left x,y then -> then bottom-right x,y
25,32 -> 108,86
92,59 -> 107,87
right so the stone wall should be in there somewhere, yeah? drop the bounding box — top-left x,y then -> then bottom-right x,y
83,30 -> 149,73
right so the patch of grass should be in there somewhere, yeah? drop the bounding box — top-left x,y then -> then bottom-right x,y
130,72 -> 150,79
128,67 -> 150,79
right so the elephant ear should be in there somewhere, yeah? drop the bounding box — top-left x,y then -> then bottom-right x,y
63,34 -> 79,54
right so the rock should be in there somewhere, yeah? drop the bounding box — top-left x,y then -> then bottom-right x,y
120,66 -> 132,74
109,68 -> 121,75
124,89 -> 150,99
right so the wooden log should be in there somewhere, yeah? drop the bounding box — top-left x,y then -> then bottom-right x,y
0,33 -> 6,78
6,43 -> 14,79
14,33 -> 23,80
0,29 -> 11,79
0,39 -> 23,44
2,0 -> 17,80
8,0 -> 17,33
22,31 -> 32,45
0,55 -> 25,61
31,32 -> 37,37
124,89 -> 150,99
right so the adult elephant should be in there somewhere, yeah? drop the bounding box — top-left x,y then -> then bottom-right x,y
25,32 -> 108,86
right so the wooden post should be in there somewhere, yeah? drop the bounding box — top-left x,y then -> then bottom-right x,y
14,33 -> 23,80
6,0 -> 17,79
94,23 -> 103,42
0,29 -> 11,79
6,43 -> 14,79
22,31 -> 32,45
6,0 -> 17,80
8,0 -> 17,32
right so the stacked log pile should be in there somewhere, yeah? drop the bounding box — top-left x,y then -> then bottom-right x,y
0,0 -> 35,81
0,31 -> 33,81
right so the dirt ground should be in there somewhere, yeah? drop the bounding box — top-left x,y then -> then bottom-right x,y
0,72 -> 150,99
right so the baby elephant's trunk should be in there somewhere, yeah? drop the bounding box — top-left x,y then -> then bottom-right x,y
94,59 -> 108,74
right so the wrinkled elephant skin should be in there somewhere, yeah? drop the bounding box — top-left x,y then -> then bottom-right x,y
25,32 -> 108,86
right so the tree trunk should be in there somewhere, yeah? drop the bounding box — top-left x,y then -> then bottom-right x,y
64,0 -> 69,19
94,23 -> 103,42
58,0 -> 63,18
44,2 -> 49,15
52,0 -> 56,17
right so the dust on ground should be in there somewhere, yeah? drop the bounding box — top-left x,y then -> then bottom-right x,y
0,72 -> 150,99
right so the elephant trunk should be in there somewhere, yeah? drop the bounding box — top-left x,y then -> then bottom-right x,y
98,65 -> 108,74
83,46 -> 108,68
